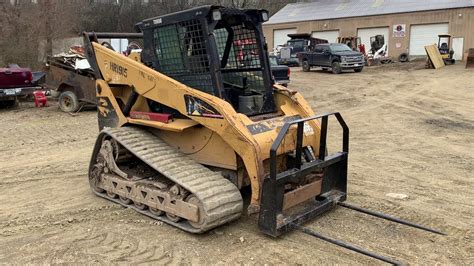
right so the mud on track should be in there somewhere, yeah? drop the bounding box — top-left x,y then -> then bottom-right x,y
0,62 -> 472,264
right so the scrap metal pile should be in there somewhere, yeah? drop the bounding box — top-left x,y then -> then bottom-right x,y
47,46 -> 94,76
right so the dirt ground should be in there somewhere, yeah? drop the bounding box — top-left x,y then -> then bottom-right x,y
1,62 -> 473,264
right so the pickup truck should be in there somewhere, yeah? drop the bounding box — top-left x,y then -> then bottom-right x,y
269,55 -> 290,87
0,64 -> 37,107
298,43 -> 365,74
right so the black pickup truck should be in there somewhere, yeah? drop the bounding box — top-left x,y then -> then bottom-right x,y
298,43 -> 365,74
269,55 -> 290,86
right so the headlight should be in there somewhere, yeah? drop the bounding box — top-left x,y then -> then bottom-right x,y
261,11 -> 269,22
341,56 -> 347,62
212,10 -> 222,21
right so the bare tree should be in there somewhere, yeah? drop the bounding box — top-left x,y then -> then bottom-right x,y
0,0 -> 296,69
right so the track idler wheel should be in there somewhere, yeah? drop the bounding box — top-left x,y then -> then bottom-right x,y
134,201 -> 147,210
119,196 -> 132,204
165,185 -> 185,222
150,208 -> 164,216
186,195 -> 206,229
166,213 -> 181,222
107,191 -> 118,198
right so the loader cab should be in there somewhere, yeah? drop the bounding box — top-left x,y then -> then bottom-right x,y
138,6 -> 275,116
370,35 -> 385,55
437,34 -> 455,64
438,34 -> 451,54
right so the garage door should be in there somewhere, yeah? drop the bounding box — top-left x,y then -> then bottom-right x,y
273,28 -> 297,49
409,23 -> 449,56
311,30 -> 340,43
357,27 -> 389,52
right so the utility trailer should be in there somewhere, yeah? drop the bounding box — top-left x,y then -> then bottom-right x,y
43,56 -> 96,112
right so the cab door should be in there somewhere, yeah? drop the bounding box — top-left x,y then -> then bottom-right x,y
312,45 -> 323,66
320,46 -> 331,66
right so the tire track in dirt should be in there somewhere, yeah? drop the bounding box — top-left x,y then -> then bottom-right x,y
290,63 -> 473,264
1,63 -> 473,264
0,206 -> 122,236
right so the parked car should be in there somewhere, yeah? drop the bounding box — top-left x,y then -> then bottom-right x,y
269,55 -> 290,87
298,43 -> 365,74
0,64 -> 38,107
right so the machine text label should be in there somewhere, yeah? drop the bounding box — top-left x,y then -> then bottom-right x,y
110,62 -> 128,77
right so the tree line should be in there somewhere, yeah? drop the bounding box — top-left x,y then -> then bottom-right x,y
0,0 -> 298,69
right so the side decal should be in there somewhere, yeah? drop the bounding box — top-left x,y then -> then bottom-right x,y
184,95 -> 223,119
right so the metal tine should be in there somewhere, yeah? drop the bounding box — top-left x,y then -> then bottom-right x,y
338,202 -> 446,236
293,224 -> 402,265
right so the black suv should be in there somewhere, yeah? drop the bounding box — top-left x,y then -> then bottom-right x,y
298,43 -> 365,74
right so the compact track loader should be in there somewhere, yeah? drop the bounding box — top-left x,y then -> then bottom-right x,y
437,34 -> 455,65
85,5 -> 347,235
84,6 -> 444,264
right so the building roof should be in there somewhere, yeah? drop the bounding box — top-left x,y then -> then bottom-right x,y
266,0 -> 474,25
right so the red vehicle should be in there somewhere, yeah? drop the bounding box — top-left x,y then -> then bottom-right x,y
0,64 -> 37,107
0,64 -> 33,87
233,39 -> 258,64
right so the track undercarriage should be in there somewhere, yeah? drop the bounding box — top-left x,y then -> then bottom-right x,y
88,126 -> 243,233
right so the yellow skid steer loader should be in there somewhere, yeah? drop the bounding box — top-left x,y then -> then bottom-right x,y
84,6 -> 444,264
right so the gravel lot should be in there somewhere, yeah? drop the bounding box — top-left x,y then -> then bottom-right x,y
1,61 -> 473,264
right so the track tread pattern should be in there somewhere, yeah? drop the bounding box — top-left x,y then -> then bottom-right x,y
91,126 -> 243,233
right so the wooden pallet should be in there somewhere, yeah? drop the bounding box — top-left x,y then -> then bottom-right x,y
424,44 -> 445,69
466,48 -> 474,69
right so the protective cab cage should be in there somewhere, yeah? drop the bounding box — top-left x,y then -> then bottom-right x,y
136,5 -> 275,115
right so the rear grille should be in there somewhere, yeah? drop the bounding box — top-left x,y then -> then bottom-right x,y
272,69 -> 288,79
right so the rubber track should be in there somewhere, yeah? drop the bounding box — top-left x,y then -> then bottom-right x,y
91,126 -> 243,233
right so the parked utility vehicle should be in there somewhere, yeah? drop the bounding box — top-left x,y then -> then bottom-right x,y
43,57 -> 96,112
0,64 -> 38,107
269,55 -> 290,86
276,33 -> 327,66
298,43 -> 365,74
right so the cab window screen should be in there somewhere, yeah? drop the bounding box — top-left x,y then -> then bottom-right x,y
214,24 -> 265,96
153,19 -> 214,95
